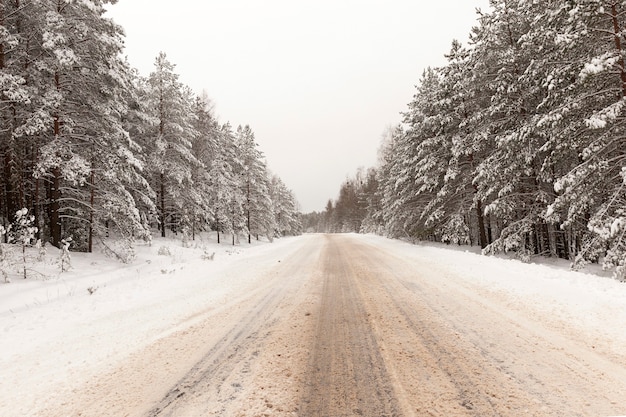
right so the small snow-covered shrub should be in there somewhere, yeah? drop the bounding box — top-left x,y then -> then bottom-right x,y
11,208 -> 38,279
101,239 -> 136,264
158,246 -> 171,256
202,250 -> 215,261
36,239 -> 47,262
60,237 -> 72,272
181,226 -> 191,248
0,247 -> 10,283
0,226 -> 10,283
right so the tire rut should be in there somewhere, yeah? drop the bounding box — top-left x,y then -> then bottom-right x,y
345,236 -> 626,416
300,236 -> 401,417
146,240 -> 320,417
147,286 -> 280,416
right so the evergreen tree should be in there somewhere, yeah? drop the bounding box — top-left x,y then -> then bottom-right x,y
144,52 -> 199,238
24,0 -> 152,254
189,93 -> 219,239
539,1 -> 626,275
270,175 -> 301,237
235,125 -> 275,243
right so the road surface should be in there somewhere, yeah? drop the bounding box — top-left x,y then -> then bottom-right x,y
43,234 -> 626,416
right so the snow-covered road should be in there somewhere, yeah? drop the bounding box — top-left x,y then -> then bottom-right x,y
2,233 -> 626,416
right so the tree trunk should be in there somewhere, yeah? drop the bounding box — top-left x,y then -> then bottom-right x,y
611,2 -> 626,97
246,178 -> 251,244
247,209 -> 251,244
537,223 -> 545,256
3,152 -> 16,222
160,172 -> 166,238
88,167 -> 95,253
547,223 -> 558,258
33,174 -> 40,241
475,198 -> 487,249
49,167 -> 61,247
49,70 -> 63,248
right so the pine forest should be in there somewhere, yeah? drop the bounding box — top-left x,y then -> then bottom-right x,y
305,0 -> 626,280
0,0 -> 302,263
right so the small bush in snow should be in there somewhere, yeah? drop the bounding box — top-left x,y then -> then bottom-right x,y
158,246 -> 171,256
202,250 -> 215,261
0,226 -> 10,282
0,249 -> 9,283
101,239 -> 136,264
36,239 -> 47,262
60,237 -> 72,272
181,226 -> 191,248
11,208 -> 38,279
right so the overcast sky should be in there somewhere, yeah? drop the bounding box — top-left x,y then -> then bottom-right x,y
105,0 -> 491,213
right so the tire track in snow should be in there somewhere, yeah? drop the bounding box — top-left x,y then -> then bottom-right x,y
146,239 -> 321,416
300,235 -> 400,416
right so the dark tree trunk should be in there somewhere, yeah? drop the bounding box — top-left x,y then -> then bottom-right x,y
49,167 -> 61,247
34,176 -> 40,240
160,172 -> 166,238
475,198 -> 487,249
88,167 -> 95,253
611,2 -> 626,97
48,69 -> 63,248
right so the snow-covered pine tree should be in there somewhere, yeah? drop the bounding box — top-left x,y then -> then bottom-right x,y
359,127 -> 398,235
332,178 -> 362,233
21,0 -> 153,256
378,125 -> 414,238
189,93 -> 219,239
434,40 -> 490,247
538,1 -> 626,277
358,167 -> 383,234
144,52 -> 199,238
235,125 -> 275,243
0,1 -> 42,240
384,68 -> 451,241
269,175 -> 301,237
373,125 -> 401,237
208,123 -> 242,244
223,124 -> 246,245
468,0 -> 557,260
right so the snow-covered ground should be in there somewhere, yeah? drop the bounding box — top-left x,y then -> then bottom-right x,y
1,233 -> 625,415
362,235 -> 626,358
0,233 -> 304,415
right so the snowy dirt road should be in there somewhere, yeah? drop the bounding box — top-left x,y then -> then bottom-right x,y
22,234 -> 626,416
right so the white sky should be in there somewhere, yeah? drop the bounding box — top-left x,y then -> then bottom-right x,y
105,0 -> 491,213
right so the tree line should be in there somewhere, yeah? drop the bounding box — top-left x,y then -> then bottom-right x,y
305,0 -> 626,279
0,0 -> 301,261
